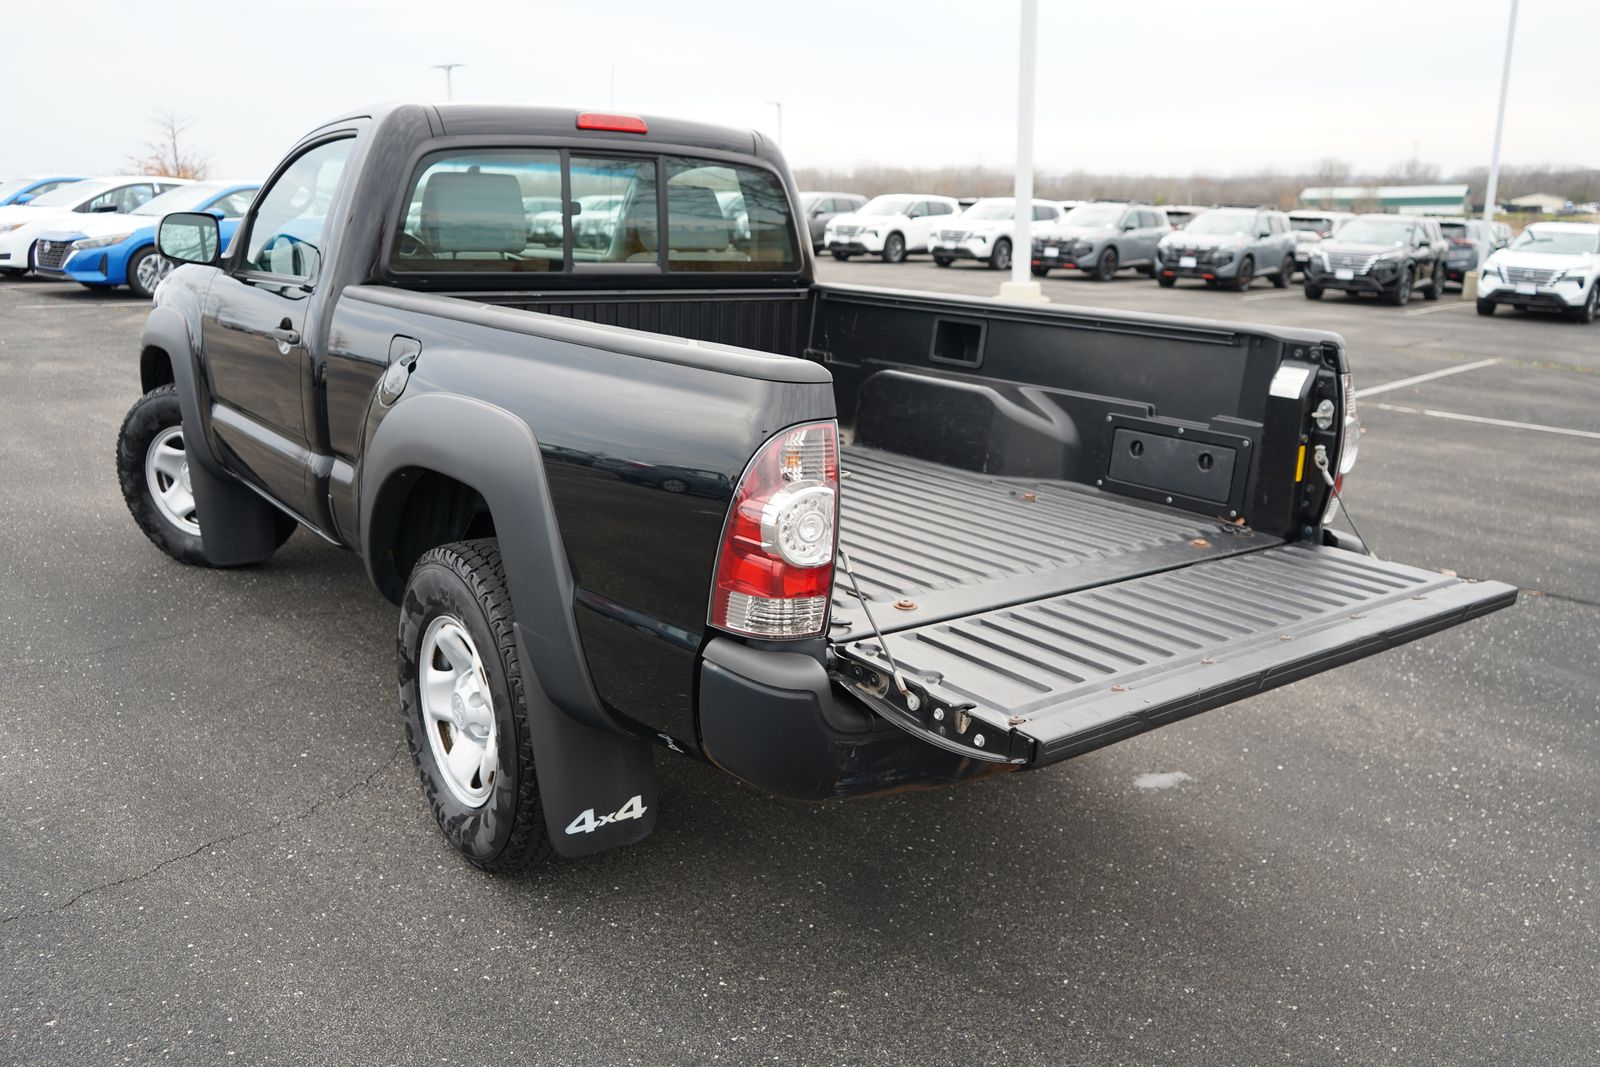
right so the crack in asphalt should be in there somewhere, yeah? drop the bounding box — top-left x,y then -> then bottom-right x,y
1523,588 -> 1600,610
0,742 -> 407,928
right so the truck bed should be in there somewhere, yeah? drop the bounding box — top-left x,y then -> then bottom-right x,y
831,445 -> 1270,643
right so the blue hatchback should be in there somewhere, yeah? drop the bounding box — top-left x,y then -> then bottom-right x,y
39,182 -> 258,297
0,175 -> 85,206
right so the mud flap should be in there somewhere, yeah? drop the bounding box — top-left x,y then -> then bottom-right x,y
514,625 -> 658,858
836,545 -> 1517,766
188,460 -> 287,566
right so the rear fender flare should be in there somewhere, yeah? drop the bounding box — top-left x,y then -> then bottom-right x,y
360,390 -> 657,858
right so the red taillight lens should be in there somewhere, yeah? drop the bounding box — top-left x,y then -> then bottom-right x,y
576,112 -> 648,134
710,421 -> 839,638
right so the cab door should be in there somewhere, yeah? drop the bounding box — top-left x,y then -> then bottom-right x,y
202,137 -> 354,520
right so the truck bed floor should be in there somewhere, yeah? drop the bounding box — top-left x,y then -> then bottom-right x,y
831,446 -> 1273,643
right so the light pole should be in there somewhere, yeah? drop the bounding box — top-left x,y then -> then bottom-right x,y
1482,1 -> 1518,228
998,0 -> 1047,302
431,63 -> 464,101
765,101 -> 784,149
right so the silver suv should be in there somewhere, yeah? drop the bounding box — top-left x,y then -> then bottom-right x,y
1156,207 -> 1297,290
1030,201 -> 1171,280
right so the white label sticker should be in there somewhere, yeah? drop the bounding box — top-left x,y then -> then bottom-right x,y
1179,255 -> 1197,268
1335,268 -> 1355,281
1516,282 -> 1537,295
1268,364 -> 1314,400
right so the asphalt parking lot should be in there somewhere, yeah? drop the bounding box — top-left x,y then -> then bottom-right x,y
3,266 -> 1596,1066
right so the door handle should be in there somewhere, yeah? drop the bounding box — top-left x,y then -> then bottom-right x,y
269,323 -> 300,345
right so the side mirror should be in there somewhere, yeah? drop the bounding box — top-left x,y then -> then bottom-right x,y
811,205 -> 827,217
92,203 -> 121,213
1122,220 -> 1138,231
158,211 -> 222,266
567,200 -> 582,216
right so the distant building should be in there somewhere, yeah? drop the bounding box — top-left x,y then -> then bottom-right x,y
1298,184 -> 1472,216
1508,192 -> 1570,214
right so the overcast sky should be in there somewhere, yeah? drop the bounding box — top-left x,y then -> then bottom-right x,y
3,0 -> 1595,182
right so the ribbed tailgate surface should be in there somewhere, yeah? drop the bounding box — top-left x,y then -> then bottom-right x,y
832,446 -> 1262,641
838,545 -> 1516,764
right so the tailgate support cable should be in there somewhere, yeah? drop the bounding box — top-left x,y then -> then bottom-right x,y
1313,444 -> 1376,558
836,548 -> 918,710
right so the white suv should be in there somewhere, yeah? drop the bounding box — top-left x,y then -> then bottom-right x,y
1477,222 -> 1600,324
930,198 -> 1066,271
823,194 -> 961,263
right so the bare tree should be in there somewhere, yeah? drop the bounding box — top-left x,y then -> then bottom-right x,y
1384,157 -> 1441,184
1308,157 -> 1352,189
126,111 -> 210,180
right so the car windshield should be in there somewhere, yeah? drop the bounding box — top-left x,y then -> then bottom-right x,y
26,179 -> 117,208
1290,217 -> 1334,232
859,196 -> 913,216
1061,204 -> 1124,227
0,178 -> 39,201
133,184 -> 230,216
1439,222 -> 1468,238
1335,219 -> 1413,244
799,194 -> 822,211
1510,228 -> 1600,255
964,201 -> 1016,220
1185,211 -> 1254,236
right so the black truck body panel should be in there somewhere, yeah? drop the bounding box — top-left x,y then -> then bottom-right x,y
135,101 -> 1514,843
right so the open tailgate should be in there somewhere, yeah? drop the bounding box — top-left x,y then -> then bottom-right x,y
834,545 -> 1516,765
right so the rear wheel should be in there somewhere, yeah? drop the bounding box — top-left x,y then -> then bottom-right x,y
1476,298 -> 1496,316
830,251 -> 852,261
1423,261 -> 1444,301
399,539 -> 551,873
1304,283 -> 1324,300
1094,246 -> 1119,281
1157,273 -> 1176,288
1230,256 -> 1254,291
1272,254 -> 1293,288
988,239 -> 1011,272
880,232 -> 906,264
933,255 -> 953,268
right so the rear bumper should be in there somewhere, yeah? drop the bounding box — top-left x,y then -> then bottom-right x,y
697,637 -> 1003,801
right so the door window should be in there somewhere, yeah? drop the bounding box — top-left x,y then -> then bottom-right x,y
243,138 -> 354,280
210,189 -> 257,218
80,183 -> 154,213
1032,204 -> 1056,221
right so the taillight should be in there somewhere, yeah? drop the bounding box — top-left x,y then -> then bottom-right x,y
1324,371 -> 1361,523
576,112 -> 648,134
710,421 -> 839,638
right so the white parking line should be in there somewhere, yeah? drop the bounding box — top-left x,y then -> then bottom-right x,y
1354,358 -> 1501,399
1367,401 -> 1600,441
1403,301 -> 1475,316
13,301 -> 150,310
1241,291 -> 1301,301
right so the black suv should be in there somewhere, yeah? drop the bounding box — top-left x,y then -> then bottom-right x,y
1303,214 -> 1450,305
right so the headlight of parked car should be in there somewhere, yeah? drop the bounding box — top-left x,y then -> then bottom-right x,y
71,233 -> 134,251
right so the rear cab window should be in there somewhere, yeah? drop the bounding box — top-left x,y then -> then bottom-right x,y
390,146 -> 800,278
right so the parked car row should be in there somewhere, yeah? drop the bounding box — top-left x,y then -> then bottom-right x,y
0,174 -> 261,296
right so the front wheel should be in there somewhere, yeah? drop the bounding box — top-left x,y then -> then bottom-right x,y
1230,256 -> 1255,291
125,246 -> 170,298
1093,246 -> 1119,281
988,239 -> 1011,271
1030,264 -> 1051,277
880,232 -> 906,264
399,539 -> 551,873
1386,266 -> 1414,306
1157,273 -> 1176,288
1304,283 -> 1324,300
1476,298 -> 1496,316
830,251 -> 852,261
1272,254 -> 1293,288
1567,284 -> 1598,324
933,255 -> 954,268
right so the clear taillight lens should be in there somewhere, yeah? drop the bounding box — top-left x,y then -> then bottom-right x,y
1323,371 -> 1360,524
710,421 -> 839,638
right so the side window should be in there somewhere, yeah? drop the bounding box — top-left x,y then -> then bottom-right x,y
664,157 -> 798,272
211,189 -> 257,218
1032,204 -> 1055,221
78,187 -> 125,214
930,201 -> 951,217
907,201 -> 927,218
244,138 -> 354,280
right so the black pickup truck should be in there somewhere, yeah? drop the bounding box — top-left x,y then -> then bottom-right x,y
118,103 -> 1515,872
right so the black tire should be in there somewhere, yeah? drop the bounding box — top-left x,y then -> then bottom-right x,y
1304,284 -> 1324,300
933,255 -> 953,268
398,539 -> 551,873
880,232 -> 906,264
1423,261 -> 1444,301
1157,273 -> 1177,288
1345,289 -> 1362,300
1230,255 -> 1255,291
1476,298 -> 1496,316
1030,265 -> 1051,277
1567,284 -> 1598,324
988,239 -> 1011,271
1137,263 -> 1155,277
1093,246 -> 1119,281
830,251 -> 851,261
125,245 -> 162,298
1272,255 -> 1293,288
1386,265 -> 1414,306
116,385 -> 295,566
0,267 -> 26,278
